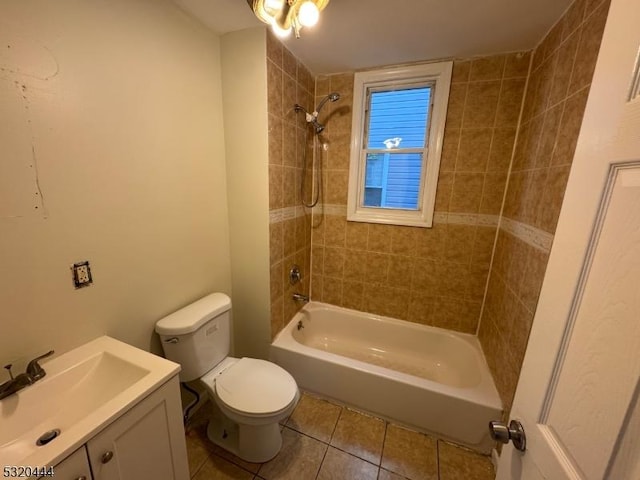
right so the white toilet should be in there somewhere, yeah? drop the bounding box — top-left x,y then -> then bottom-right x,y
155,292 -> 299,463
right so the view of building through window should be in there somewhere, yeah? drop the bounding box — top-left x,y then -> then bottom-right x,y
363,86 -> 432,210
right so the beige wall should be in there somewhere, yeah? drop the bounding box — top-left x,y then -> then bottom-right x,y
478,0 -> 611,412
0,0 -> 231,380
266,33 -> 315,339
309,54 -> 529,333
221,28 -> 273,358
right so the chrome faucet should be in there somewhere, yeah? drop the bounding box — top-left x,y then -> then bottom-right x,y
0,350 -> 54,400
292,293 -> 309,303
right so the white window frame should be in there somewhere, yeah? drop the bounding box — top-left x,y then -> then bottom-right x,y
347,61 -> 452,228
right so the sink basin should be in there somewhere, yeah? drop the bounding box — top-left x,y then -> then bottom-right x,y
0,336 -> 180,466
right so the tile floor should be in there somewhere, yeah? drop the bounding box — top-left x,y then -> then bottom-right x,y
185,392 -> 495,480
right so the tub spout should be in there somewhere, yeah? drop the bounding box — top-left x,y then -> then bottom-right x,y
292,293 -> 309,303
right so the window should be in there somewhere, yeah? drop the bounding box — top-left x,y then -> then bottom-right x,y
347,62 -> 452,227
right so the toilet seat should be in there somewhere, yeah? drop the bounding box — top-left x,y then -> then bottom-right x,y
208,358 -> 298,417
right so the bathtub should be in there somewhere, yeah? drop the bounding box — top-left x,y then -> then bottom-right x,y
270,302 -> 502,454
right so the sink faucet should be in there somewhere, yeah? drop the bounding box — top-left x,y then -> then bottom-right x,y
292,293 -> 309,303
0,350 -> 54,400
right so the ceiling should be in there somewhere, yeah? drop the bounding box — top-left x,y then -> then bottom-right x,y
173,0 -> 573,74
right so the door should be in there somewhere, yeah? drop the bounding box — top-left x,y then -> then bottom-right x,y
496,0 -> 640,479
87,378 -> 189,480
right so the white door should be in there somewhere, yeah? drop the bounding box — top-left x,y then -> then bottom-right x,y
496,0 -> 640,479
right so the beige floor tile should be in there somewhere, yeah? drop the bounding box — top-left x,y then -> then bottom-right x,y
438,441 -> 495,480
192,454 -> 254,480
381,424 -> 438,480
257,427 -> 327,480
211,444 -> 262,474
378,468 -> 410,480
285,393 -> 342,442
317,447 -> 379,480
330,408 -> 386,464
186,428 -> 214,478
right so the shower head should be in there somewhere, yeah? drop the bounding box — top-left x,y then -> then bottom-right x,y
294,92 -> 341,134
315,92 -> 341,114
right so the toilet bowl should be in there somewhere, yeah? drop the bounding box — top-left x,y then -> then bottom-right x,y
155,293 -> 299,463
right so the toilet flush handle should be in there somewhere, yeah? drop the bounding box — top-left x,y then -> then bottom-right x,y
163,337 -> 179,344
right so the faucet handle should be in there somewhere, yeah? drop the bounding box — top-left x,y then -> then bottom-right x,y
26,350 -> 54,381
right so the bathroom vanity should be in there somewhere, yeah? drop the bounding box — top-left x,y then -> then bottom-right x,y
0,336 -> 189,480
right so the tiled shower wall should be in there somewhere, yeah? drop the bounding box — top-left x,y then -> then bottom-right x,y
266,32 -> 316,339
309,53 -> 529,333
478,0 -> 611,411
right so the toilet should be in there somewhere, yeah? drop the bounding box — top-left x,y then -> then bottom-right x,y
155,292 -> 299,463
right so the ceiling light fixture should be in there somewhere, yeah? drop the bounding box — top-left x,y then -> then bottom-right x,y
247,0 -> 330,38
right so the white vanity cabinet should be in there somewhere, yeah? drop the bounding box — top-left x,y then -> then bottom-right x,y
86,376 -> 188,480
40,447 -> 92,480
41,376 -> 188,480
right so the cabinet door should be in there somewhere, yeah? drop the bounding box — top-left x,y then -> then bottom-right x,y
87,376 -> 188,480
40,446 -> 92,480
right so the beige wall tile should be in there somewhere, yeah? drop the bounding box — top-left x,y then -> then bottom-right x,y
451,60 -> 471,83
445,82 -> 468,130
342,280 -> 365,311
462,81 -> 501,128
389,226 -> 418,255
324,246 -> 346,278
407,291 -> 435,325
470,55 -> 506,81
388,255 -> 415,289
570,1 -> 610,92
324,215 -> 347,247
504,51 -> 531,78
457,128 -> 492,172
281,46 -> 297,79
450,172 -> 484,213
363,284 -> 409,320
346,221 -> 369,250
267,59 -> 282,117
496,78 -> 526,127
343,250 -> 369,282
322,277 -> 344,305
440,128 -> 460,172
367,224 -> 393,252
488,128 -> 517,173
364,253 -> 390,284
552,88 -> 589,166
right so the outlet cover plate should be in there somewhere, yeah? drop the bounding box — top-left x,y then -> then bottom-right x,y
71,261 -> 93,289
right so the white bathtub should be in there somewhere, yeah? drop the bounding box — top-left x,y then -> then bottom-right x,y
270,302 -> 502,454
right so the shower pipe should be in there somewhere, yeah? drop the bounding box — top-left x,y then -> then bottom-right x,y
294,92 -> 341,208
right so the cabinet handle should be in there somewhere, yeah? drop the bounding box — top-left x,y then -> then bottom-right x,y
101,450 -> 114,464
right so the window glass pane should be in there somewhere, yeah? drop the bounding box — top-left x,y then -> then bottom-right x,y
366,87 -> 431,150
363,153 -> 422,210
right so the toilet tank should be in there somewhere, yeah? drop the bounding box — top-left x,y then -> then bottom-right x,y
155,293 -> 231,382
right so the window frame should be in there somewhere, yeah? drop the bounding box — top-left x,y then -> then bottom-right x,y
347,61 -> 452,228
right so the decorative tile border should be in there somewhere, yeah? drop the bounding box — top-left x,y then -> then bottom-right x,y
500,217 -> 553,252
269,206 -> 308,224
270,204 -> 552,252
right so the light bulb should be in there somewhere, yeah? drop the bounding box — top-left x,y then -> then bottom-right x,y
271,21 -> 292,38
298,1 -> 320,27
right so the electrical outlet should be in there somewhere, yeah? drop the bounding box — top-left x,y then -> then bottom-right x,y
71,261 -> 93,289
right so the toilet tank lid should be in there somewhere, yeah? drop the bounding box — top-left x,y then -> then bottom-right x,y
155,293 -> 231,335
